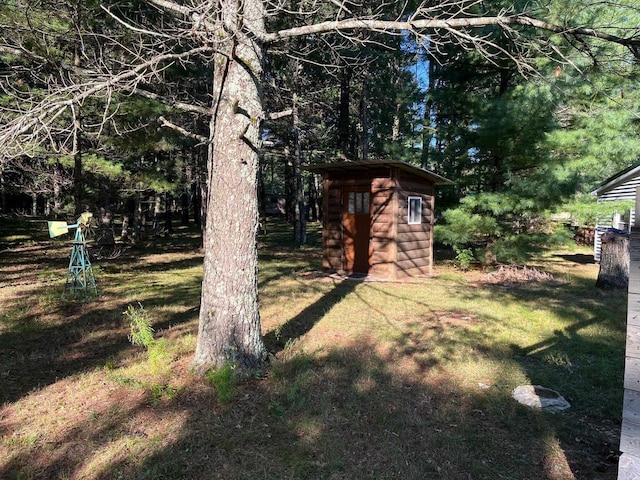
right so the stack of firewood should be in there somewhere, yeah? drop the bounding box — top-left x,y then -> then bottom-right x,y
574,227 -> 595,246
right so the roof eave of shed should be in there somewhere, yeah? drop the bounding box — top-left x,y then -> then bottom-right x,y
303,159 -> 454,185
592,160 -> 640,197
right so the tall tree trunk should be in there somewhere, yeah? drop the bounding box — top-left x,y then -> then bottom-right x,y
308,174 -> 319,222
391,105 -> 401,143
0,172 -> 5,214
72,4 -> 84,216
284,146 -> 295,224
181,189 -> 190,226
196,146 -> 206,241
192,0 -> 267,373
421,93 -> 432,170
121,213 -> 130,241
337,67 -> 351,157
360,80 -> 369,160
257,155 -> 268,223
134,187 -> 143,242
422,55 -> 438,170
181,151 -> 191,226
52,160 -> 63,218
153,194 -> 162,234
73,106 -> 83,215
164,192 -> 173,235
292,89 -> 306,245
193,182 -> 202,227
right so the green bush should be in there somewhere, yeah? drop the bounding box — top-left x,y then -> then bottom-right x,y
436,192 -> 572,265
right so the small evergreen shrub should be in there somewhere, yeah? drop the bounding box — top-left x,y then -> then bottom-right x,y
206,363 -> 237,403
125,303 -> 154,348
124,303 -> 171,375
454,247 -> 475,270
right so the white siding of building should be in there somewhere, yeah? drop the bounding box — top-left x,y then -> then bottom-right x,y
592,162 -> 640,261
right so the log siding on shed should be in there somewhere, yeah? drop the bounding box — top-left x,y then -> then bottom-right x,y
370,176 -> 397,278
395,174 -> 435,278
322,178 -> 343,271
306,160 -> 451,281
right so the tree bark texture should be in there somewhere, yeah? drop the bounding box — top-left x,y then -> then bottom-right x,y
164,192 -> 173,235
338,68 -> 351,157
0,173 -> 5,214
52,160 -> 63,217
192,0 -> 268,373
292,90 -> 307,245
307,174 -> 320,222
596,232 -> 629,289
360,80 -> 369,160
284,147 -> 295,224
73,108 -> 83,215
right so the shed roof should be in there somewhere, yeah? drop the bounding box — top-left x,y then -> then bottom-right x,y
303,159 -> 454,185
592,160 -> 640,199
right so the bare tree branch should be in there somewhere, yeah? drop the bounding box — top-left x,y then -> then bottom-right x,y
134,88 -> 212,115
261,13 -> 640,58
2,0 -> 639,161
0,45 -> 213,157
100,5 -> 176,39
268,109 -> 293,120
158,115 -> 208,143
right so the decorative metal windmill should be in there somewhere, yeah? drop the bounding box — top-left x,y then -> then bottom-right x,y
48,212 -> 98,301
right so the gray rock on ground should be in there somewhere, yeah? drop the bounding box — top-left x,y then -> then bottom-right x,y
511,385 -> 571,412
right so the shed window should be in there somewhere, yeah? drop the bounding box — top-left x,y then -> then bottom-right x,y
347,192 -> 370,214
408,196 -> 422,224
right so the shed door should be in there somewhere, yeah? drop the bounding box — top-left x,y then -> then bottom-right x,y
343,187 -> 371,274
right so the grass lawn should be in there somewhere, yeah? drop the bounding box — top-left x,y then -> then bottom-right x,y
0,217 -> 626,479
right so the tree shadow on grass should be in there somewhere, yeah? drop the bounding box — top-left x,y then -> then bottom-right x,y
0,298 -> 133,405
0,337 -> 619,480
1,222 -> 312,407
263,277 -> 360,354
473,277 -> 625,477
0,253 -> 203,405
0,224 -> 622,478
554,253 -> 596,265
0,261 -> 623,479
508,319 -> 623,478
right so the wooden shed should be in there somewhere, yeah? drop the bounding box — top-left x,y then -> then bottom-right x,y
305,159 -> 452,280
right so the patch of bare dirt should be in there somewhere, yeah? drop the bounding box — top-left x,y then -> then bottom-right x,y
431,310 -> 478,327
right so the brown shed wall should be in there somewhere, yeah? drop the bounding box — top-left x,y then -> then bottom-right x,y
322,178 -> 343,271
394,172 -> 435,277
369,176 -> 396,278
320,166 -> 437,280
